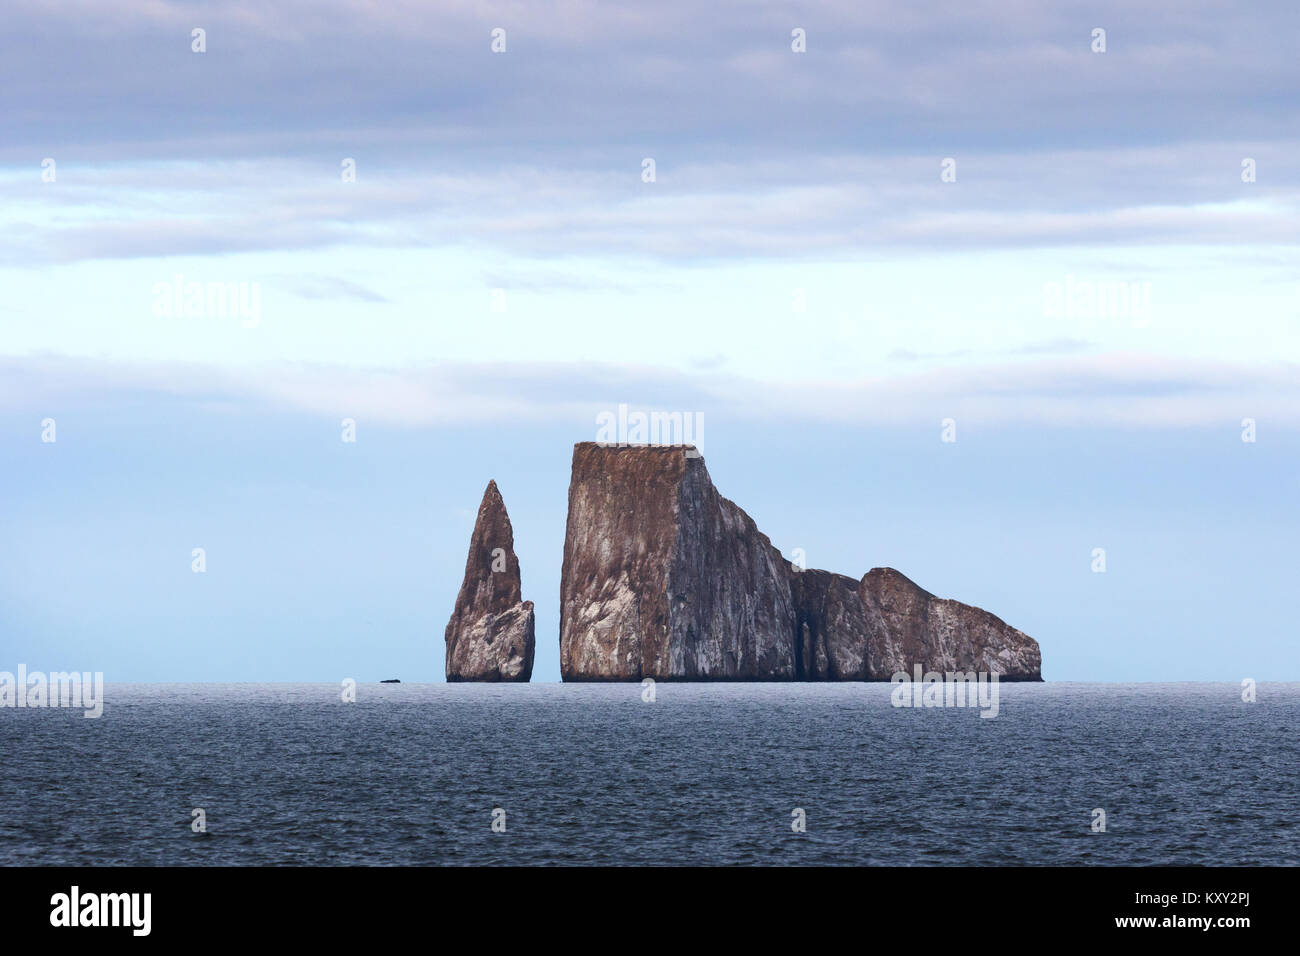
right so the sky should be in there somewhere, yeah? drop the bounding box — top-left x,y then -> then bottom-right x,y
1,0 -> 1297,681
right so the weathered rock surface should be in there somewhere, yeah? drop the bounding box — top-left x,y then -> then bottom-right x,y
860,567 -> 1041,680
445,480 -> 535,682
559,443 -> 1042,681
789,568 -> 884,680
560,443 -> 795,680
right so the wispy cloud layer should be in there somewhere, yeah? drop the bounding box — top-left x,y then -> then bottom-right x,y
3,2 -> 1297,264
6,146 -> 1298,266
6,1 -> 1297,157
4,352 -> 1296,429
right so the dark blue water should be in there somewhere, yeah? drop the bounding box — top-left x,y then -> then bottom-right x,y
1,683 -> 1295,865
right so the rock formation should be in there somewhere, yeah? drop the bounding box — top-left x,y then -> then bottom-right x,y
559,443 -> 1041,681
445,480 -> 535,682
560,443 -> 794,680
859,567 -> 1040,679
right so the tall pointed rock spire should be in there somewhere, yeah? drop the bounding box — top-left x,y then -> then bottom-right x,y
445,480 -> 535,681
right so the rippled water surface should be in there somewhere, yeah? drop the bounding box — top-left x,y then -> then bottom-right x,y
2,682 -> 1295,865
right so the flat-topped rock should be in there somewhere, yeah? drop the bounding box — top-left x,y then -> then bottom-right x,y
559,442 -> 1041,681
560,442 -> 794,680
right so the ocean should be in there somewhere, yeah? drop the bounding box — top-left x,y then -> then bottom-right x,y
2,682 -> 1295,866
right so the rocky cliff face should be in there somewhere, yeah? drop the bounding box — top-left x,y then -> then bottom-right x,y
560,443 -> 795,680
559,443 -> 1041,681
445,480 -> 535,682
860,567 -> 1041,680
789,569 -> 884,680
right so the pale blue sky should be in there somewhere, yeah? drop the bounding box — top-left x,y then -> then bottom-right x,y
1,0 -> 1296,680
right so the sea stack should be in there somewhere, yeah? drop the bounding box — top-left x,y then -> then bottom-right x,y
559,443 -> 1041,681
445,480 -> 535,682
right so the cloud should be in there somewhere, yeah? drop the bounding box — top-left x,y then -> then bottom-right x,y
894,338 -> 1095,361
4,1 -> 1297,161
3,351 -> 1297,430
6,146 -> 1298,266
2,2 -> 1298,266
278,275 -> 391,303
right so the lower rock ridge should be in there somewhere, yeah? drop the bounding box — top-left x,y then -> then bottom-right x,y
559,443 -> 1042,682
